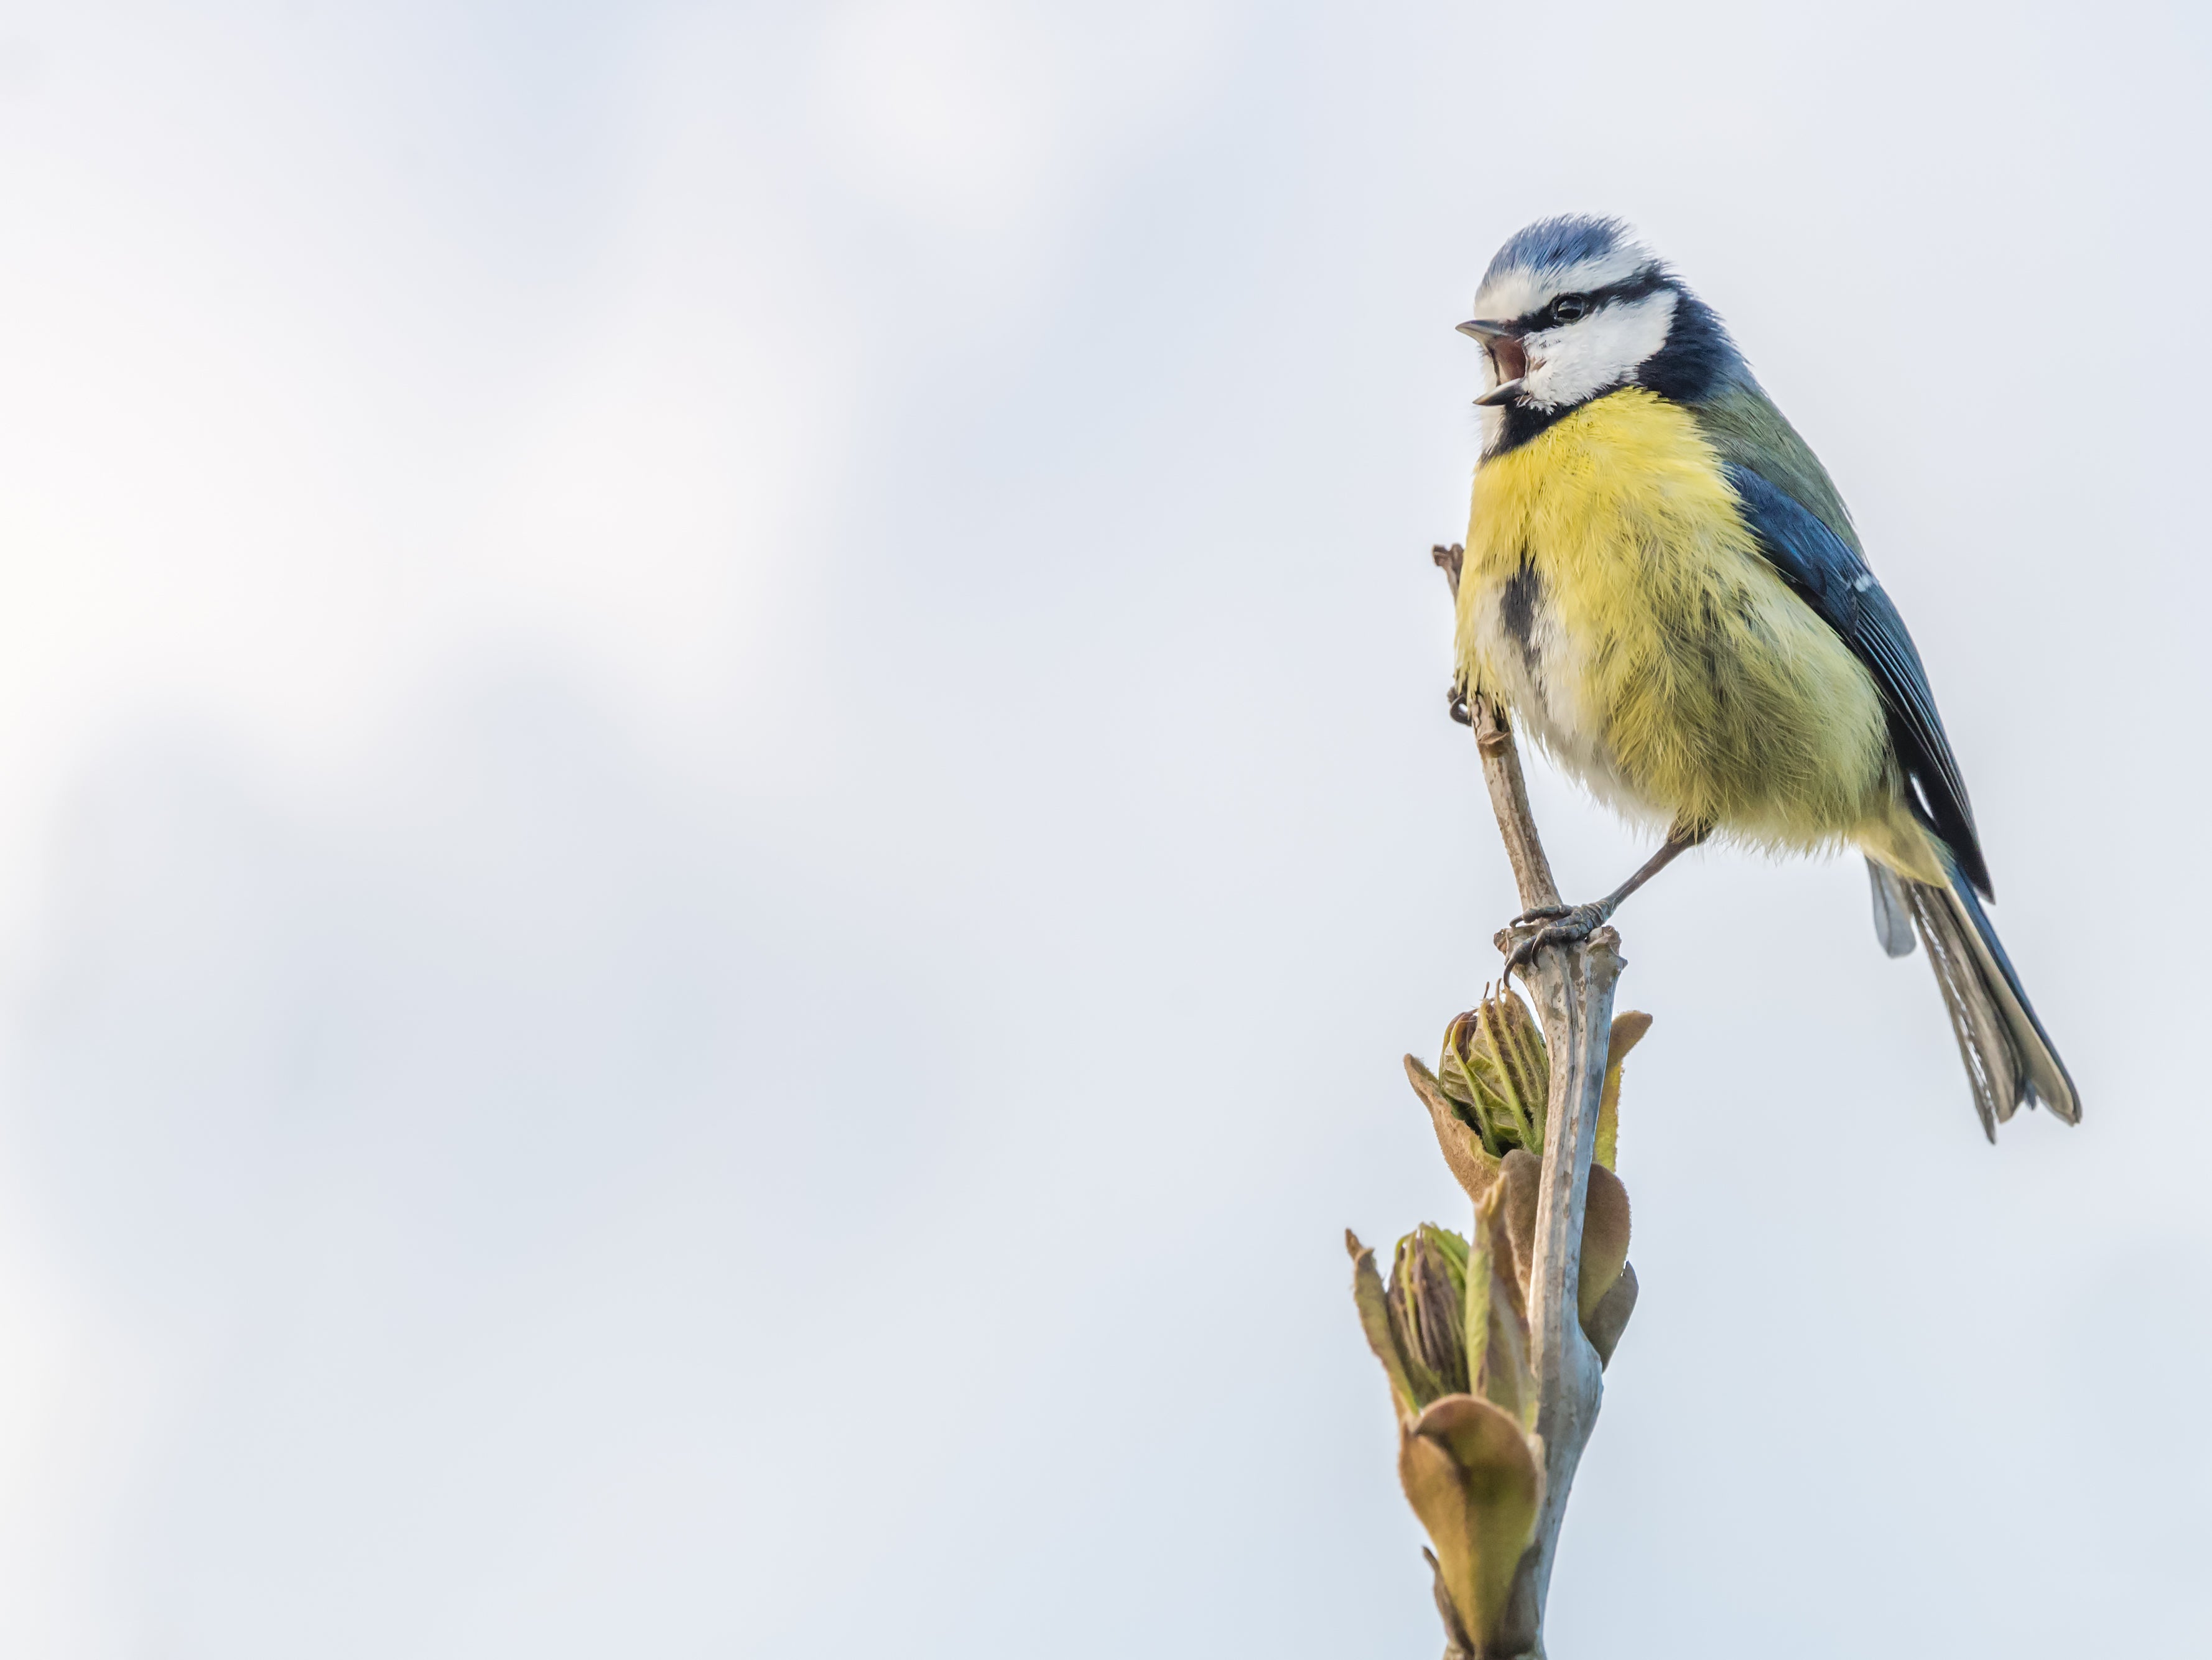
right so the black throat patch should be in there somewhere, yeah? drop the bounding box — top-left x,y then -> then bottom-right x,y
1481,274 -> 1744,458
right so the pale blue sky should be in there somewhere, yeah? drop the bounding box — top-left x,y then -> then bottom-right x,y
0,2 -> 2201,1654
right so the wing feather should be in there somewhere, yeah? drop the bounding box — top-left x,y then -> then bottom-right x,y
1721,461 -> 1992,899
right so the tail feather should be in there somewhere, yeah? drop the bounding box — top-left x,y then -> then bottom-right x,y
1900,861 -> 2081,1140
1866,858 -> 1917,959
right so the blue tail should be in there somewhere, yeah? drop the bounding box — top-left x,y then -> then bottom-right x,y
1901,855 -> 2080,1139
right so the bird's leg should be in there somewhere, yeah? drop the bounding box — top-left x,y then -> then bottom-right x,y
1512,827 -> 1704,927
1502,823 -> 1709,982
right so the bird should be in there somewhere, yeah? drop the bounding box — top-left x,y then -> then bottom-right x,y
1451,214 -> 2077,1139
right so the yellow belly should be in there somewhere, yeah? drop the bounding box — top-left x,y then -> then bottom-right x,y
1456,387 -> 1918,866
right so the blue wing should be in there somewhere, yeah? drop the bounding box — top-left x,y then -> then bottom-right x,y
1722,464 -> 1992,900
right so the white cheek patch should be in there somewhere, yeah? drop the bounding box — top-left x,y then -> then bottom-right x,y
1522,289 -> 1678,410
1472,243 -> 1655,323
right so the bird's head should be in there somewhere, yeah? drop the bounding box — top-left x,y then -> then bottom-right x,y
1460,215 -> 1745,453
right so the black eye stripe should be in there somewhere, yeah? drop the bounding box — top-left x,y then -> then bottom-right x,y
1522,269 -> 1668,330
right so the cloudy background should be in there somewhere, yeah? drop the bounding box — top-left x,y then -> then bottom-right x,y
0,1 -> 2201,1654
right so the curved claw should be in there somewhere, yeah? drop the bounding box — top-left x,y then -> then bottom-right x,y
1498,901 -> 1612,988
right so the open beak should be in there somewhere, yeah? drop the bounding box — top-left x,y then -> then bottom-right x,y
1457,319 -> 1528,407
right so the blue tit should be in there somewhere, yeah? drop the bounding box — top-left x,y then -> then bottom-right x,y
1452,215 -> 2076,1139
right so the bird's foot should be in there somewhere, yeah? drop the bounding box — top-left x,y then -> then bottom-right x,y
1499,901 -> 1614,985
1510,902 -> 1573,927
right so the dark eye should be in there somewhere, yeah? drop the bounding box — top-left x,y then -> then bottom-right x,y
1550,294 -> 1591,323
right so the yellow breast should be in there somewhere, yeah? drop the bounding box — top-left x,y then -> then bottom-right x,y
1456,388 -> 1897,854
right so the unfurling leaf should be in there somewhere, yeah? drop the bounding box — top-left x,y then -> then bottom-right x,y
1399,1394 -> 1543,1648
1492,1148 -> 1633,1342
1471,1185 -> 1533,1429
1578,1164 -> 1632,1320
1347,1230 -> 1421,1419
1405,1055 -> 1502,1203
1358,990 -> 1652,1646
1596,1009 -> 1651,1171
1583,1261 -> 1638,1370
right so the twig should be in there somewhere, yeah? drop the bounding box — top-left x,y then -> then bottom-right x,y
1495,934 -> 1618,1653
1432,542 -> 1619,1657
1471,698 -> 1560,915
1433,544 -> 1557,911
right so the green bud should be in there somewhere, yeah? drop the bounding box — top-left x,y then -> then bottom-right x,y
1350,1210 -> 1540,1427
1360,986 -> 1659,1651
1347,1225 -> 1473,1416
1351,1218 -> 1546,1653
1437,988 -> 1549,1157
1388,1225 -> 1471,1401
